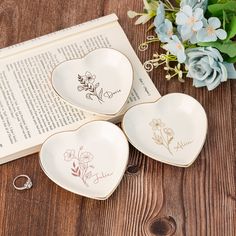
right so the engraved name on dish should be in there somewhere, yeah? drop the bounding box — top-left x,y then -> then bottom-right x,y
77,71 -> 121,104
174,141 -> 193,152
149,118 -> 193,156
51,48 -> 133,115
64,146 -> 113,187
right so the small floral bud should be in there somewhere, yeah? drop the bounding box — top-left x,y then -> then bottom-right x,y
178,71 -> 183,78
127,10 -> 138,18
165,74 -> 171,80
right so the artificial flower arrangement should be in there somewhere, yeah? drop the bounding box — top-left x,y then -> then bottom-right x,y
128,0 -> 236,90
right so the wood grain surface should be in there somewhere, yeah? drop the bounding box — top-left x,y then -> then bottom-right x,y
0,0 -> 235,235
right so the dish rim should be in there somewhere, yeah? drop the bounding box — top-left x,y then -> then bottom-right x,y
39,120 -> 130,200
50,47 -> 134,117
121,92 -> 208,167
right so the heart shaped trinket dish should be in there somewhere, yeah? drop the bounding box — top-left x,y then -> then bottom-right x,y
51,48 -> 133,116
39,120 -> 129,200
122,93 -> 207,167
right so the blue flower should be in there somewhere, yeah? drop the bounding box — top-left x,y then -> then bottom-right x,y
155,19 -> 174,42
154,1 -> 173,42
176,5 -> 204,42
163,35 -> 186,63
197,17 -> 227,42
154,1 -> 165,27
185,47 -> 228,90
180,0 -> 208,12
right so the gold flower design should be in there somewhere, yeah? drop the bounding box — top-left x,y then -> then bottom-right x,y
150,119 -> 174,155
149,119 -> 165,131
164,128 -> 174,137
153,133 -> 164,145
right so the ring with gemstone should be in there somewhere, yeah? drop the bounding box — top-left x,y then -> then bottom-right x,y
13,175 -> 32,191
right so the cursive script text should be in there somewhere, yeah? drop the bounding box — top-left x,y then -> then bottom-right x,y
64,147 -> 113,187
93,172 -> 113,184
103,89 -> 121,99
174,141 -> 193,152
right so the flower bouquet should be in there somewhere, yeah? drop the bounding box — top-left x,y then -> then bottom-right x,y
128,0 -> 236,90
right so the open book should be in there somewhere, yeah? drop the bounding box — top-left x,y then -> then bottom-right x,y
0,14 -> 161,164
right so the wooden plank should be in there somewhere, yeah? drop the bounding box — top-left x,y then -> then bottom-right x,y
0,0 -> 235,235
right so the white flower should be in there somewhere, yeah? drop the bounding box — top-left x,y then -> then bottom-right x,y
162,35 -> 186,63
180,0 -> 208,12
176,5 -> 204,42
154,2 -> 173,43
197,17 -> 227,42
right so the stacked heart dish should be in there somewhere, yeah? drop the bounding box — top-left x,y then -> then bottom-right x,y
40,48 -> 207,200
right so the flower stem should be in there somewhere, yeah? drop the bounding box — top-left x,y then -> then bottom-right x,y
160,129 -> 173,155
165,0 -> 174,9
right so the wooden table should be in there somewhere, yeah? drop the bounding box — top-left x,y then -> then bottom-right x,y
0,1 -> 235,235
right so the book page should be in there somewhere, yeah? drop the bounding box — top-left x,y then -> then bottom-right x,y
0,14 -> 161,164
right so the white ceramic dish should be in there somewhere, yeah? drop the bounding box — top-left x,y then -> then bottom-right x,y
51,48 -> 133,116
39,120 -> 129,200
122,93 -> 208,167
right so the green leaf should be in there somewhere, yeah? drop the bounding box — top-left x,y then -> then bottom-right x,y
223,10 -> 226,29
198,40 -> 236,57
225,55 -> 236,63
209,0 -> 229,3
225,16 -> 236,40
208,1 -> 236,16
208,0 -> 216,3
165,12 -> 176,22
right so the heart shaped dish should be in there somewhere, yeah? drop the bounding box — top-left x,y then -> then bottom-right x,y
39,120 -> 129,200
122,93 -> 208,167
51,48 -> 133,116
